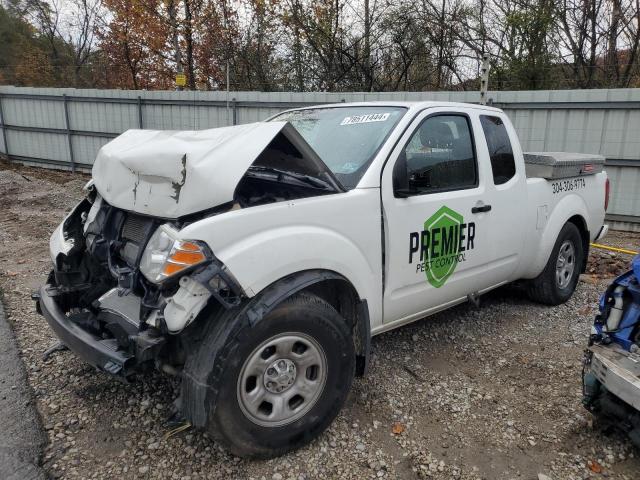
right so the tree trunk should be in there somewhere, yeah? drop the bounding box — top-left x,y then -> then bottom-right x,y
183,0 -> 196,90
167,0 -> 183,90
294,22 -> 304,91
607,0 -> 621,85
363,0 -> 372,91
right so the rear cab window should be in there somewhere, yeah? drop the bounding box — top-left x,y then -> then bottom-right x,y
480,115 -> 516,185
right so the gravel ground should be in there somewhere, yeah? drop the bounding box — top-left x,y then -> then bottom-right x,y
1,160 -> 639,480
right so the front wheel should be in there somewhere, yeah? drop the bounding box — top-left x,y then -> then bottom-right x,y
189,292 -> 355,458
527,222 -> 584,305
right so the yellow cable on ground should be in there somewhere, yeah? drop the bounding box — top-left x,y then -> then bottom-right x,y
590,243 -> 638,255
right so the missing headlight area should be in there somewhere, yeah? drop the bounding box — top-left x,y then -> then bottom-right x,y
41,189 -> 239,377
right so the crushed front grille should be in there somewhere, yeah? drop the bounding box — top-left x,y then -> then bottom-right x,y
121,214 -> 149,244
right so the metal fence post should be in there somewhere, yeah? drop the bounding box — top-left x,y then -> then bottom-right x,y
62,94 -> 75,173
232,98 -> 237,125
0,93 -> 8,162
137,95 -> 144,128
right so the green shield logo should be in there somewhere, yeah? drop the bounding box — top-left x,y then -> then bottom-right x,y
424,206 -> 463,288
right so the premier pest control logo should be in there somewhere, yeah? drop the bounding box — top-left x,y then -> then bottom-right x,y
408,206 -> 476,288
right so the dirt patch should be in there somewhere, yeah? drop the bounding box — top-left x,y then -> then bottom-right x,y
587,249 -> 636,278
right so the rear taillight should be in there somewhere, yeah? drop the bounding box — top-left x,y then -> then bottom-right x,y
604,178 -> 610,211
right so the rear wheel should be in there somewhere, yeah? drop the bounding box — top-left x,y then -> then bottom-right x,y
189,292 -> 355,458
527,222 -> 584,305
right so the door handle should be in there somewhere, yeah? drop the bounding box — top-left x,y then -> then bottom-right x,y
471,204 -> 492,214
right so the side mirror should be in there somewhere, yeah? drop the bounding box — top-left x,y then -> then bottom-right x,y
393,154 -> 415,198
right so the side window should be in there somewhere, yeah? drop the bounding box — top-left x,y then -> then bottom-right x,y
393,115 -> 477,196
480,115 -> 516,185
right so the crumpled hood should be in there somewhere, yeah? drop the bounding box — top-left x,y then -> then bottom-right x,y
92,122 -> 288,218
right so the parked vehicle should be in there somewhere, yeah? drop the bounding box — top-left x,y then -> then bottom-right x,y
36,101 -> 609,457
583,254 -> 640,448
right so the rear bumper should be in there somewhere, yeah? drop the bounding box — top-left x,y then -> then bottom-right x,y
595,224 -> 609,242
36,284 -> 164,376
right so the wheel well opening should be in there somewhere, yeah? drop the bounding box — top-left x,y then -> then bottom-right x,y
301,279 -> 369,376
567,215 -> 589,273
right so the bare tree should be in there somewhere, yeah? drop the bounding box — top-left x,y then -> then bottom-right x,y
22,0 -> 63,61
7,0 -> 639,91
64,0 -> 104,85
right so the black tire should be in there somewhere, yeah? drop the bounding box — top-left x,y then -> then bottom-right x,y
527,222 -> 584,305
183,292 -> 355,458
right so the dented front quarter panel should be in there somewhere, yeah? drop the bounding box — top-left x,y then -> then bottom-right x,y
179,188 -> 384,329
92,122 -> 288,218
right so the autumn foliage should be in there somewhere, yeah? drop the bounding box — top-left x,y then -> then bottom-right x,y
1,0 -> 639,91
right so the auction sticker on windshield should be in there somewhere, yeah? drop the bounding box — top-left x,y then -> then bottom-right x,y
340,113 -> 390,125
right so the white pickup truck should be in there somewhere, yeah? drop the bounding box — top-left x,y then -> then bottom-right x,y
37,101 -> 609,457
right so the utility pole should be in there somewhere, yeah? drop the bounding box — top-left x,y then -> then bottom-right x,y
167,0 -> 185,91
364,0 -> 371,91
222,1 -> 231,125
479,53 -> 491,105
226,59 -> 230,125
174,45 -> 185,91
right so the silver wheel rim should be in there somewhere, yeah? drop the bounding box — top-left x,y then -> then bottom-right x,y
556,240 -> 576,289
237,332 -> 327,427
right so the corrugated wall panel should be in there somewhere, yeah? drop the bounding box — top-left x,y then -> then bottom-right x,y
0,86 -> 638,226
191,105 -> 223,129
607,166 -> 640,217
2,97 -> 65,129
68,99 -> 139,133
622,110 -> 640,159
70,136 -> 112,166
6,130 -> 68,162
584,110 -> 607,155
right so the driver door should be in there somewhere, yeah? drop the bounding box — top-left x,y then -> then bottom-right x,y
381,109 -> 492,324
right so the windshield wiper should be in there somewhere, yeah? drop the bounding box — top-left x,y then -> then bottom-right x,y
247,166 -> 336,191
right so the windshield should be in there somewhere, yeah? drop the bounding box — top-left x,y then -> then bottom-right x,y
270,106 -> 407,189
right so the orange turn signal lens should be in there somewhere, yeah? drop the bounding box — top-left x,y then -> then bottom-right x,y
162,262 -> 186,276
170,250 -> 206,264
178,241 -> 202,252
160,240 -> 208,278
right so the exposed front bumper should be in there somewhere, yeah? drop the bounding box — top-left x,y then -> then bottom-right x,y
36,284 -> 165,376
582,344 -> 640,447
588,344 -> 640,410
